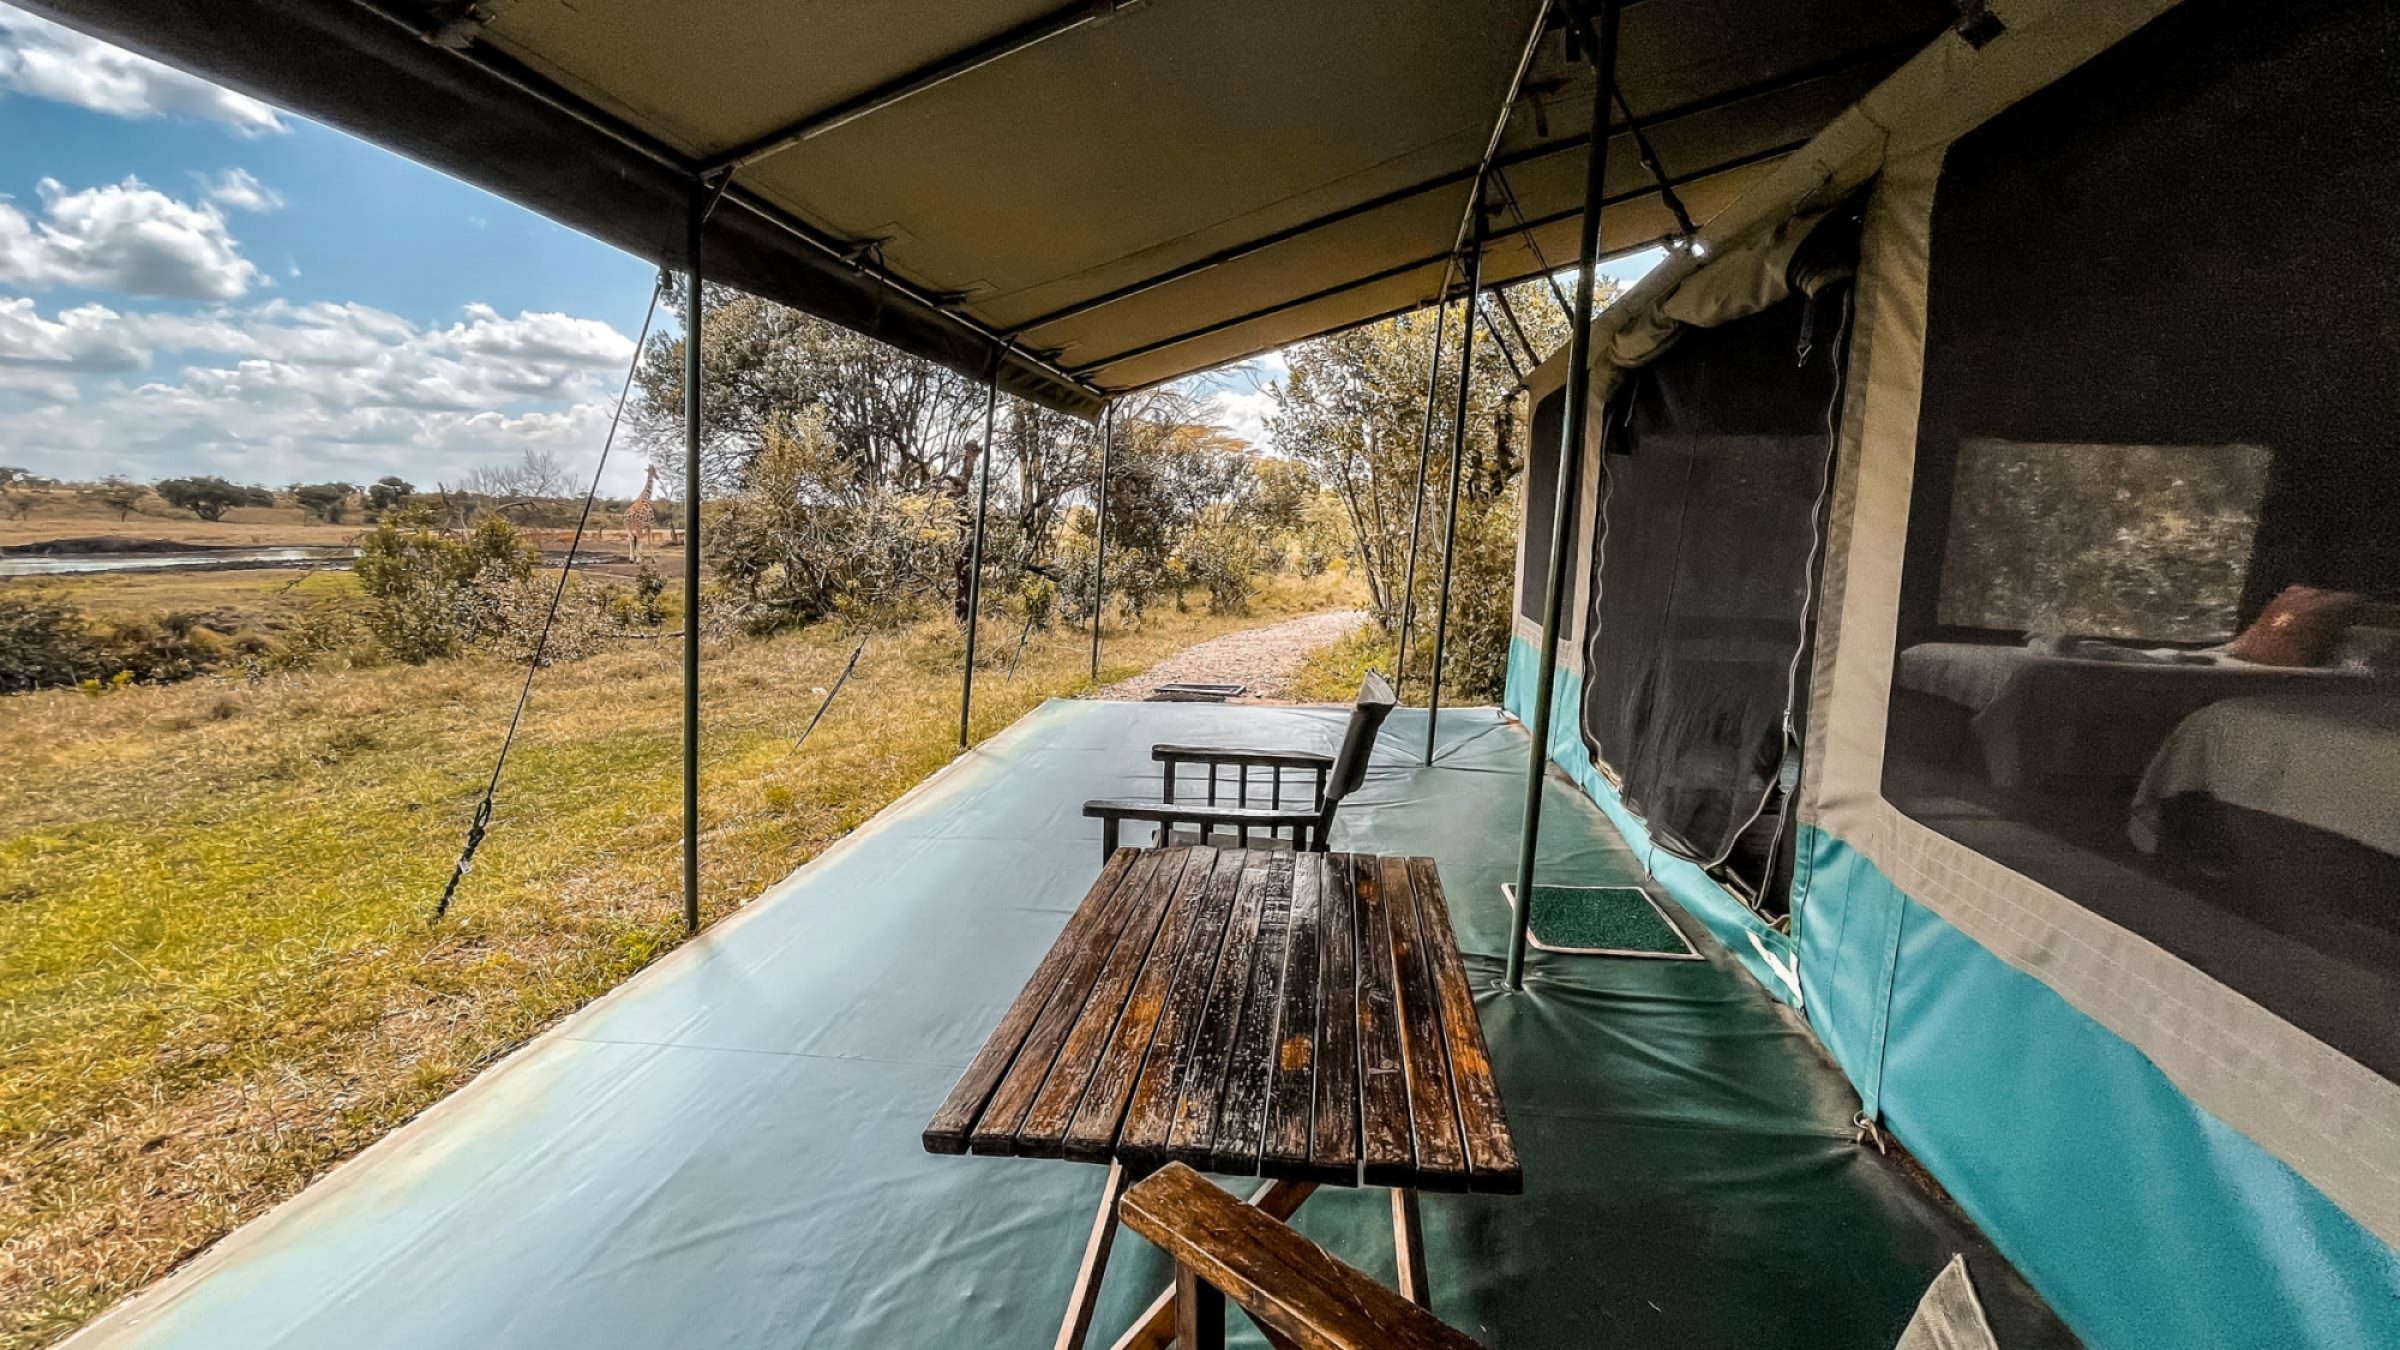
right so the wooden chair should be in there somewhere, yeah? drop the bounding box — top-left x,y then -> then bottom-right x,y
1118,1163 -> 1480,1350
1083,672 -> 1396,858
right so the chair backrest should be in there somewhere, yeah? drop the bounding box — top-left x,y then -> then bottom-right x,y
1324,670 -> 1396,807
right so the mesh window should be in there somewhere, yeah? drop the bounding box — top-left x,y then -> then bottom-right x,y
1883,0 -> 2400,1079
1581,254 -> 1852,869
1518,386 -> 1574,626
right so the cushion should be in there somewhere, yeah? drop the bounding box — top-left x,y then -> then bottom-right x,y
2226,584 -> 2363,666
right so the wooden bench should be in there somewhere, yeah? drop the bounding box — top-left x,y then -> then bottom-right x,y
1119,1163 -> 1482,1350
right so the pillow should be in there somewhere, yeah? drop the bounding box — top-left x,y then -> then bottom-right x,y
2226,584 -> 2363,666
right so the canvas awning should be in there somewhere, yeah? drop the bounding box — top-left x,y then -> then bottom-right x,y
23,0 -> 1952,415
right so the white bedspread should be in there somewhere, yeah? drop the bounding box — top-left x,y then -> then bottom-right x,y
2129,694 -> 2400,856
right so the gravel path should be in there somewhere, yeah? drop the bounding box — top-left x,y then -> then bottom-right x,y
1097,609 -> 1369,702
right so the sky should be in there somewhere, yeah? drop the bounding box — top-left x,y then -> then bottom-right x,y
0,5 -> 1655,496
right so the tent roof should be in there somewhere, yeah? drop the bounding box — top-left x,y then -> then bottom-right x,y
24,0 -> 1953,416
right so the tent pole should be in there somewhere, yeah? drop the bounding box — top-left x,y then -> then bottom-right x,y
1508,0 -> 1619,991
681,182 -> 704,935
1392,292 -> 1451,693
960,350 -> 1001,749
1424,190 -> 1486,766
1090,399 -> 1113,681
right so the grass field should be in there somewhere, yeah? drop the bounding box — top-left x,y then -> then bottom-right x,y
0,570 -> 1357,1348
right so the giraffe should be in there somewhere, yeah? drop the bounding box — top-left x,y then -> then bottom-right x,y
624,465 -> 657,562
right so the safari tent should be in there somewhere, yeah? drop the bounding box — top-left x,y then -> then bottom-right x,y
23,0 -> 2399,1346
1507,0 -> 2400,1342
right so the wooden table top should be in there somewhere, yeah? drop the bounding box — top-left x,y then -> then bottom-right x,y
924,845 -> 1520,1194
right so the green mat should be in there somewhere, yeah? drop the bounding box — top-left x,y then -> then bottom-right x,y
1505,883 -> 1700,959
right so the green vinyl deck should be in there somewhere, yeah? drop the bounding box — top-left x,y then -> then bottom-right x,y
64,701 -> 2073,1349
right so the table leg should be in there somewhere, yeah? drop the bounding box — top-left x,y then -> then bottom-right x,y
1107,1178 -> 1317,1350
1392,1187 -> 1430,1308
1057,1161 -> 1140,1350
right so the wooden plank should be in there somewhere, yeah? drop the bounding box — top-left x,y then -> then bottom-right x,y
1016,850 -> 1195,1156
924,848 -> 1142,1154
971,849 -> 1170,1155
1259,854 -> 1324,1176
1108,1179 -> 1317,1350
1063,849 -> 1223,1162
1165,852 -> 1274,1168
1206,853 -> 1298,1174
1308,854 -> 1361,1182
1379,856 -> 1466,1187
1406,856 -> 1521,1193
1117,851 -> 1249,1163
1350,853 -> 1414,1186
1118,1164 -> 1480,1350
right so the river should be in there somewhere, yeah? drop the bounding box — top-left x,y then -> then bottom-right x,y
0,546 -> 355,578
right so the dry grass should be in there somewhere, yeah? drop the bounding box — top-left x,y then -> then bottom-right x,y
1289,622 -> 1403,704
21,569 -> 364,625
0,573 -> 1353,1347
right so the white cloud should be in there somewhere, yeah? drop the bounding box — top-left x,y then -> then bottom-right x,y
0,7 -> 285,136
1212,387 -> 1276,450
199,167 -> 282,213
0,296 -> 145,372
0,176 -> 262,300
0,298 -> 645,489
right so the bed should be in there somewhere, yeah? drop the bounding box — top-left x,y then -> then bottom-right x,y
2129,693 -> 2400,859
1895,641 -> 2369,789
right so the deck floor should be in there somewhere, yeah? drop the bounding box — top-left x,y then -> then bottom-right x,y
67,701 -> 2073,1349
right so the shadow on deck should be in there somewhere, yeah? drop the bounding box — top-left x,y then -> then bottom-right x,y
69,701 -> 2072,1349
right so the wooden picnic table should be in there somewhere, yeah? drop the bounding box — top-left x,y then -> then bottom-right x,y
925,844 -> 1519,1349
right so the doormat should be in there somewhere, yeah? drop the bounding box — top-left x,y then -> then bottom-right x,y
1501,883 -> 1701,959
1149,682 -> 1245,702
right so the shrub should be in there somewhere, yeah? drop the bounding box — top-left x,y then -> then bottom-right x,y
0,592 -> 105,692
603,560 -> 669,629
353,508 -> 540,662
707,414 -> 960,634
1175,506 -> 1267,615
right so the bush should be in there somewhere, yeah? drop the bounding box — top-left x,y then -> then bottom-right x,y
707,414 -> 960,634
0,592 -> 105,692
0,594 -> 257,691
603,560 -> 669,629
1175,506 -> 1267,615
353,508 -> 540,662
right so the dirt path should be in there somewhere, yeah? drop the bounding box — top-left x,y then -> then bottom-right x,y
1098,608 -> 1368,702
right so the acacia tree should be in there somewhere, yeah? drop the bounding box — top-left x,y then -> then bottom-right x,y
293,482 -> 357,523
156,475 -> 271,522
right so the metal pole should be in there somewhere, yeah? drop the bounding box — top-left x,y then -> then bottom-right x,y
1424,191 -> 1486,765
960,350 -> 1002,749
681,183 -> 704,935
1090,400 -> 1113,680
1508,0 -> 1620,991
1392,295 -> 1450,693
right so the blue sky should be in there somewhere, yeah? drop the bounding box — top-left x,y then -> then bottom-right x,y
0,4 -> 1655,496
